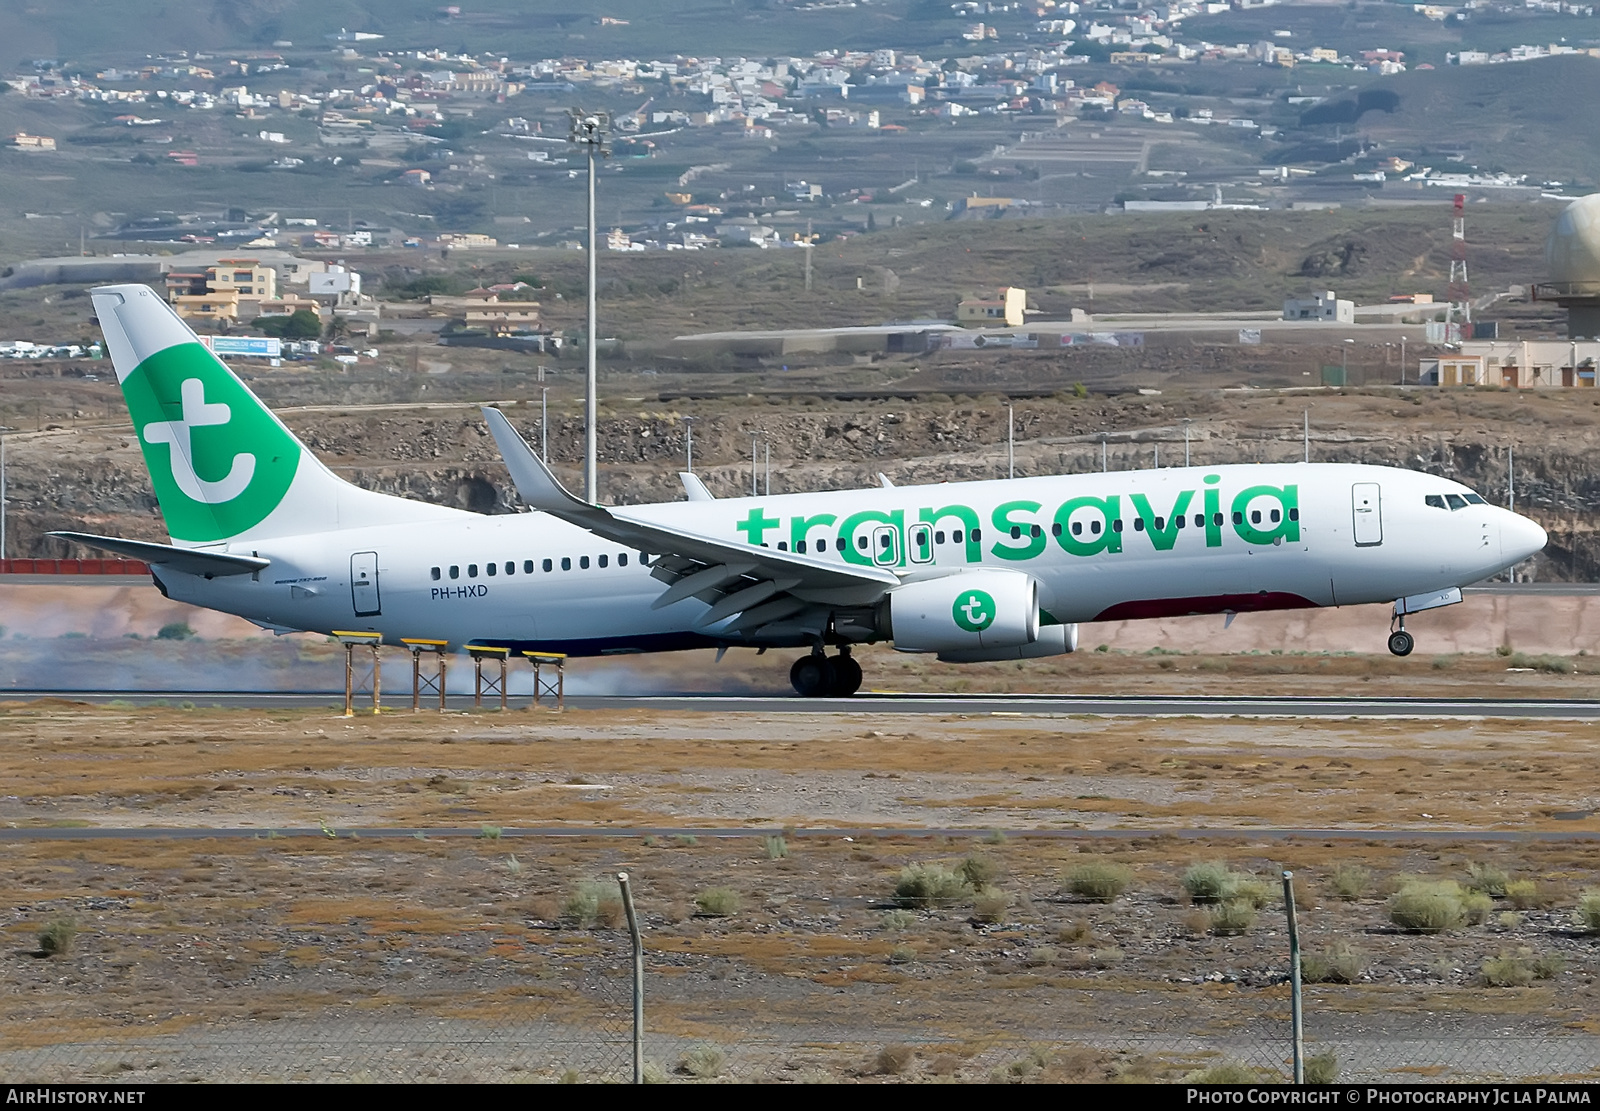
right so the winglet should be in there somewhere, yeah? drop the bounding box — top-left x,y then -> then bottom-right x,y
680,472 -> 715,501
482,406 -> 593,512
879,472 -> 895,488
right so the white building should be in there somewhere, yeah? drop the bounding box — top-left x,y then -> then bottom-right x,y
1283,290 -> 1355,324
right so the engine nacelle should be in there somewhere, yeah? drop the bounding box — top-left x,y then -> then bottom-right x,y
938,622 -> 1078,663
888,570 -> 1039,653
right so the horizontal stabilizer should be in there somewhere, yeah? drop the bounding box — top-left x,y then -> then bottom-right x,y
47,531 -> 269,577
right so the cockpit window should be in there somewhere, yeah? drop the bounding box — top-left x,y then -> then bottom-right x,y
1446,494 -> 1468,510
1425,495 -> 1446,509
1463,493 -> 1486,505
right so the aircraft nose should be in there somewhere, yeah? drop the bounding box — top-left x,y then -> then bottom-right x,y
1502,511 -> 1548,565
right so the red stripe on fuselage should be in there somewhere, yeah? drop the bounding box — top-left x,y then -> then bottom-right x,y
1091,591 -> 1318,622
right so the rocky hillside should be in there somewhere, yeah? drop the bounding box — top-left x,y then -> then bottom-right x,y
10,386 -> 1598,581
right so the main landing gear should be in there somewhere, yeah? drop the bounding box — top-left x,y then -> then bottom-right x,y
790,648 -> 863,698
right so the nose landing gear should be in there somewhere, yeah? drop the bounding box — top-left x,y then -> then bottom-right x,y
1388,613 -> 1414,657
789,648 -> 863,698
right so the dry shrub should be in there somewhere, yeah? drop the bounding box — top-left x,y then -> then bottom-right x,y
874,1044 -> 915,1076
694,886 -> 742,917
1183,861 -> 1231,903
1301,942 -> 1365,984
1505,880 -> 1543,910
1062,860 -> 1134,903
1226,877 -> 1276,910
1305,1051 -> 1339,1084
1461,891 -> 1494,925
563,880 -> 624,928
1577,891 -> 1600,933
37,919 -> 75,957
894,863 -> 969,908
1466,862 -> 1510,897
1329,863 -> 1373,901
1481,953 -> 1535,988
1057,919 -> 1093,945
971,886 -> 1010,924
1208,899 -> 1256,936
959,854 -> 999,889
1389,881 -> 1466,933
678,1045 -> 726,1079
928,1054 -> 961,1077
880,908 -> 916,931
1182,907 -> 1212,936
1186,1060 -> 1273,1083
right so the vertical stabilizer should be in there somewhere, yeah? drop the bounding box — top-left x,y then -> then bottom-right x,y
92,284 -> 464,545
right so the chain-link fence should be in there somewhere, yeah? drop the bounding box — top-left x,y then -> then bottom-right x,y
7,933 -> 1600,1083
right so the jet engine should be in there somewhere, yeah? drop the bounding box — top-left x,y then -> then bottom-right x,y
887,569 -> 1039,653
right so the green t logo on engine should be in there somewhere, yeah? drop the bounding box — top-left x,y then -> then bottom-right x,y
953,589 -> 996,632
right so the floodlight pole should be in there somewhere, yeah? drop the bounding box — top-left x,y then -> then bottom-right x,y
684,416 -> 695,475
0,428 -> 8,561
569,109 -> 609,504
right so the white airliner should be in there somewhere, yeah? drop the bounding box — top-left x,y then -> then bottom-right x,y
52,284 -> 1547,697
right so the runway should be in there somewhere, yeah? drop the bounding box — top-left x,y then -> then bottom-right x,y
2,825 -> 1598,842
1,689 -> 1597,718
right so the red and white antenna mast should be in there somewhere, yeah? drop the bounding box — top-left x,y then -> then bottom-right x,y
1447,193 -> 1471,328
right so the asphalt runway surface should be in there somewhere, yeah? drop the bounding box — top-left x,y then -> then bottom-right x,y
1,689 -> 1598,718
3,825 -> 1598,842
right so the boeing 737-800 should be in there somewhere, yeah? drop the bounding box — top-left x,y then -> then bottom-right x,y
50,284 -> 1548,697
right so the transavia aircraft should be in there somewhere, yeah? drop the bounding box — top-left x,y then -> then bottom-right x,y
53,284 -> 1548,697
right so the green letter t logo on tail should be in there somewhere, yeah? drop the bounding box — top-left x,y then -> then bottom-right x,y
122,343 -> 300,543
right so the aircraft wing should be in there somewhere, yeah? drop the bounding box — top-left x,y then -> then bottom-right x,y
483,407 -> 896,638
47,531 -> 270,577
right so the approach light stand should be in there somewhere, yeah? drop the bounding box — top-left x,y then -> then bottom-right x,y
568,109 -> 610,504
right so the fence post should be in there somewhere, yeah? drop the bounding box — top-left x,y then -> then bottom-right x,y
1283,869 -> 1304,1084
617,871 -> 643,1084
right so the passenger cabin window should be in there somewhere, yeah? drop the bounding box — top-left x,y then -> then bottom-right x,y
1010,526 -> 1022,540
777,542 -> 788,552
430,567 -> 441,581
449,565 -> 460,579
505,561 -> 515,575
619,553 -> 629,566
542,559 -> 553,572
856,536 -> 868,550
796,540 -> 808,554
1134,518 -> 1145,532
524,560 -> 535,574
486,562 -> 496,576
561,557 -> 571,571
580,556 -> 590,569
952,530 -> 964,544
935,531 -> 946,544
598,554 -> 609,568
468,564 -> 479,578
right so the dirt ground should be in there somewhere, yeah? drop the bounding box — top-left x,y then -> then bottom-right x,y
6,694 -> 1600,1082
